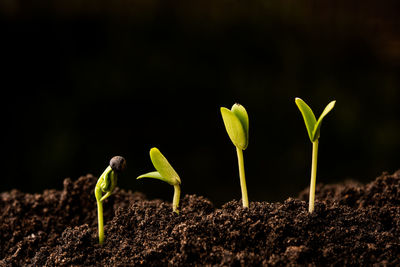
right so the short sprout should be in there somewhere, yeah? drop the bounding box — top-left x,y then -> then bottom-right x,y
137,147 -> 181,214
95,156 -> 126,244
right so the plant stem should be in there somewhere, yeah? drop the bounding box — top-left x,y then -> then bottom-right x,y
173,184 -> 181,214
309,140 -> 319,213
236,147 -> 249,208
97,200 -> 104,244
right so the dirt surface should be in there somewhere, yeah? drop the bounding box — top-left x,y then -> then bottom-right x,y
1,171 -> 399,266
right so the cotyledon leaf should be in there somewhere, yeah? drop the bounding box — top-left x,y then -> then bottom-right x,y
295,98 -> 317,142
231,103 -> 249,150
221,107 -> 247,150
312,100 -> 336,142
137,171 -> 175,185
148,147 -> 181,185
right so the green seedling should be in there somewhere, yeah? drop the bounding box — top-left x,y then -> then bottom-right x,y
295,98 -> 336,213
137,147 -> 182,214
220,103 -> 249,208
95,156 -> 126,244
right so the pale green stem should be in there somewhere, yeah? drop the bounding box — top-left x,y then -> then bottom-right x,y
97,200 -> 104,244
309,139 -> 319,213
236,147 -> 249,208
173,184 -> 181,214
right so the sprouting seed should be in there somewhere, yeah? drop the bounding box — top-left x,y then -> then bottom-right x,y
220,103 -> 250,208
295,98 -> 336,213
137,147 -> 181,214
94,156 -> 126,244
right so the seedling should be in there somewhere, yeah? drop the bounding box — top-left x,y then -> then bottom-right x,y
295,98 -> 336,213
220,103 -> 249,208
94,156 -> 126,244
137,147 -> 181,214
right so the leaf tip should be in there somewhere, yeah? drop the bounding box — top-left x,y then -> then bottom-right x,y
150,147 -> 160,156
323,100 -> 336,114
220,106 -> 229,113
295,97 -> 304,104
232,102 -> 242,108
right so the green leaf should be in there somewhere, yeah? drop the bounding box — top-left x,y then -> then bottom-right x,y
295,98 -> 336,142
148,147 -> 181,185
220,104 -> 248,150
312,100 -> 336,141
97,166 -> 113,193
137,171 -> 174,185
231,103 -> 249,149
96,166 -> 118,202
295,98 -> 317,142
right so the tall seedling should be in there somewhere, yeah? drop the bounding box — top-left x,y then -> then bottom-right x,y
220,103 -> 250,208
295,98 -> 336,213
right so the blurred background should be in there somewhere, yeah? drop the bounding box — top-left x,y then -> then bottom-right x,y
1,0 -> 399,206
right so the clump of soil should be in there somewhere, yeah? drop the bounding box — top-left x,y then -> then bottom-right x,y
1,171 -> 400,266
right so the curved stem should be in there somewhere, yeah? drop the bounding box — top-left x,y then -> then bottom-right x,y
309,140 -> 319,213
97,200 -> 104,244
236,147 -> 249,208
173,184 -> 181,214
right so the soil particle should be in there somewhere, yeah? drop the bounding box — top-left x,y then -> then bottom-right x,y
1,171 -> 400,266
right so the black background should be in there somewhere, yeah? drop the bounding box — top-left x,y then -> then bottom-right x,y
1,0 -> 399,206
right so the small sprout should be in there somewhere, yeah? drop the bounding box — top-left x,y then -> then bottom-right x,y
220,103 -> 249,208
94,156 -> 126,244
137,147 -> 181,214
295,98 -> 336,213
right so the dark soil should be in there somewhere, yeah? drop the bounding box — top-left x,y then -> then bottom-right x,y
1,171 -> 400,266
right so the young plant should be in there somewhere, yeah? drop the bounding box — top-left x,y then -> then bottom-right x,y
94,156 -> 126,244
137,147 -> 181,214
295,98 -> 336,213
220,103 -> 249,208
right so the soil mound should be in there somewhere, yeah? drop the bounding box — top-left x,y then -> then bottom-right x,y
1,171 -> 399,266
